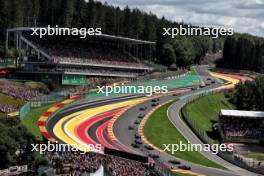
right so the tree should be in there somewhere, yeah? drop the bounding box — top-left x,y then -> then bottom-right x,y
0,128 -> 18,169
0,0 -> 250,68
0,119 -> 43,170
161,43 -> 176,66
122,6 -> 132,37
173,37 -> 195,67
131,9 -> 144,39
231,75 -> 264,111
143,14 -> 157,41
61,0 -> 75,27
72,0 -> 86,28
221,34 -> 264,72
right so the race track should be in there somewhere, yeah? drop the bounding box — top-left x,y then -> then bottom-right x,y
43,66 -> 259,176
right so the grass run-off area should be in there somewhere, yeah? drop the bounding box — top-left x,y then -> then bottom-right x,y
183,92 -> 234,144
22,103 -> 55,141
144,101 -> 225,169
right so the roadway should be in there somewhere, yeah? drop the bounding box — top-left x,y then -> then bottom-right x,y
113,67 -> 259,176
113,88 -> 239,176
45,66 -> 260,176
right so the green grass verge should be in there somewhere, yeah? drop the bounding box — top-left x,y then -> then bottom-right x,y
144,101 -> 225,169
183,93 -> 234,144
21,103 -> 55,141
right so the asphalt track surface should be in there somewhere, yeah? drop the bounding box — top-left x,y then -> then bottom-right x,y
113,87 -> 239,176
167,68 -> 258,176
113,67 -> 259,176
46,94 -> 147,152
45,67 -> 260,176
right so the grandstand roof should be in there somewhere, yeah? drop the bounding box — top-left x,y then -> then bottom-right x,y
220,109 -> 264,119
7,27 -> 156,45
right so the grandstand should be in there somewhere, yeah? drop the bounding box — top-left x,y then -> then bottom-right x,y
6,27 -> 155,85
219,109 -> 264,143
46,150 -> 159,176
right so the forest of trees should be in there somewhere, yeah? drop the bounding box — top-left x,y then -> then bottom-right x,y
219,34 -> 264,72
229,75 -> 264,111
0,0 -> 225,68
0,118 -> 49,170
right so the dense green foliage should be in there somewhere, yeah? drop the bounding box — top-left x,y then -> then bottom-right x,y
155,18 -> 225,67
0,0 -> 225,67
230,75 -> 264,110
219,34 -> 264,72
0,118 -> 49,169
157,30 -> 225,67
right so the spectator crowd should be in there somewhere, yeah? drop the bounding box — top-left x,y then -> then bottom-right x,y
222,118 -> 263,139
0,83 -> 42,101
63,68 -> 139,77
23,34 -> 150,69
19,67 -> 141,78
0,103 -> 17,113
56,57 -> 149,69
47,151 -> 101,175
46,151 -> 153,176
103,155 -> 151,176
